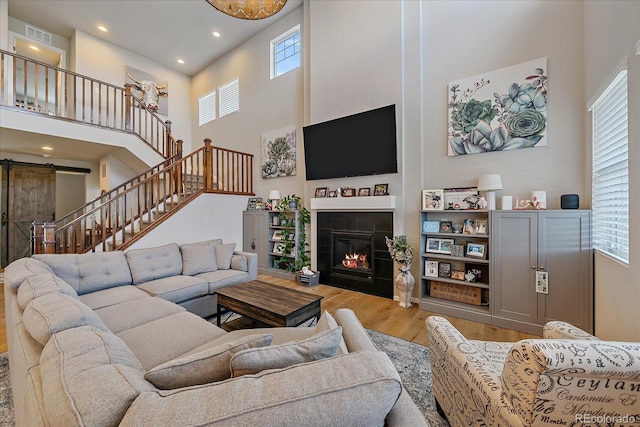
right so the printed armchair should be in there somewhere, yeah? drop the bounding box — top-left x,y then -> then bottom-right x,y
426,316 -> 640,427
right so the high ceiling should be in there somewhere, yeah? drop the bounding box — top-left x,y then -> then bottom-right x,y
7,0 -> 303,76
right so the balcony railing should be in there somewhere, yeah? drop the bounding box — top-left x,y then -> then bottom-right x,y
0,49 -> 177,159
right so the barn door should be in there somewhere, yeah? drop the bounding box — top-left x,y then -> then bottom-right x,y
7,165 -> 55,263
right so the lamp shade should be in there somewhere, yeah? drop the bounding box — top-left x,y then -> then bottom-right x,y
477,174 -> 503,191
268,190 -> 281,200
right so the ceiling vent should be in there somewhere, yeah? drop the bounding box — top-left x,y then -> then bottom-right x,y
26,25 -> 52,45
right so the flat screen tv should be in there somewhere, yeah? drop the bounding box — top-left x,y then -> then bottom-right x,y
303,104 -> 398,181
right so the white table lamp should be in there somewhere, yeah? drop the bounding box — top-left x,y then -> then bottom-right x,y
268,190 -> 281,207
477,174 -> 503,210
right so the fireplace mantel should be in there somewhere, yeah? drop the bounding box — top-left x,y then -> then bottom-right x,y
310,195 -> 395,211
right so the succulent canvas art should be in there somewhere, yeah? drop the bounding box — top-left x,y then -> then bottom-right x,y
261,125 -> 297,178
448,58 -> 548,156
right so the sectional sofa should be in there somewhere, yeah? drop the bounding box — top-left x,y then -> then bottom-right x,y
4,240 -> 428,426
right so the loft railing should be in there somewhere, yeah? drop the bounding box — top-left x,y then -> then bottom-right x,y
0,49 -> 177,159
32,139 -> 254,254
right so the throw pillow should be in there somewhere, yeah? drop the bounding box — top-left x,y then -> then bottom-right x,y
145,334 -> 273,389
230,326 -> 342,377
316,310 -> 349,354
230,254 -> 248,272
214,243 -> 236,270
180,241 -> 218,275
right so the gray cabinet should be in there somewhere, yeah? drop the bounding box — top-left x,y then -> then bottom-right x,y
491,210 -> 592,334
242,210 -> 269,273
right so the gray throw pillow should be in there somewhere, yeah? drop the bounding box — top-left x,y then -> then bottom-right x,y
214,243 -> 236,270
145,334 -> 273,389
316,310 -> 349,354
230,254 -> 248,272
181,241 -> 218,275
230,327 -> 342,377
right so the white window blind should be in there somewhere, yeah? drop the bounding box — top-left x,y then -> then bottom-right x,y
198,91 -> 216,126
591,69 -> 629,263
219,79 -> 239,117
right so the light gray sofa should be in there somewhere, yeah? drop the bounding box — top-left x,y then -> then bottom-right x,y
4,242 -> 429,426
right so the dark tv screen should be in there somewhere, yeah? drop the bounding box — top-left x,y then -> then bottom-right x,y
303,104 -> 398,181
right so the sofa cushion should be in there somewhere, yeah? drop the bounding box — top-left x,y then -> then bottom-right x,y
180,240 -> 219,275
94,297 -> 185,334
117,311 -> 227,371
34,251 -> 132,295
230,326 -> 342,377
120,351 -> 402,427
145,334 -> 273,389
4,258 -> 54,289
230,254 -> 248,272
195,269 -> 251,293
23,292 -> 110,346
79,285 -> 151,310
316,310 -> 348,354
214,242 -> 235,270
40,325 -> 153,427
136,275 -> 209,304
17,274 -> 78,310
125,243 -> 183,284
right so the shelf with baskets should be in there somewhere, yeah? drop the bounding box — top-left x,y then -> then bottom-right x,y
419,210 -> 492,323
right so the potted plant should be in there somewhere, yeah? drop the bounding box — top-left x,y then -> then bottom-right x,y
385,235 -> 415,308
277,195 -> 311,272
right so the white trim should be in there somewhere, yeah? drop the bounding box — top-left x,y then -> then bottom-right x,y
636,38 -> 640,56
310,196 -> 396,211
587,57 -> 628,110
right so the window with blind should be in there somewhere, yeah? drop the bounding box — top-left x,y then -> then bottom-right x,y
198,91 -> 216,126
590,68 -> 629,264
219,78 -> 239,117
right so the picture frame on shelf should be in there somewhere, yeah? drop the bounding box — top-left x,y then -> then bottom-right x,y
474,219 -> 488,234
358,187 -> 371,197
314,187 -> 328,198
451,270 -> 465,281
438,262 -> 452,278
422,189 -> 444,211
466,242 -> 486,258
425,260 -> 439,277
426,238 -> 455,255
422,220 -> 440,233
272,242 -> 287,255
343,188 -> 356,197
271,230 -> 284,241
374,183 -> 389,196
451,244 -> 465,257
463,218 -> 476,234
328,190 -> 337,197
443,187 -> 480,210
439,221 -> 453,233
247,197 -> 262,210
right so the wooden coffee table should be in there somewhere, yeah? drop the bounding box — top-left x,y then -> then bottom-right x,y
216,280 -> 323,328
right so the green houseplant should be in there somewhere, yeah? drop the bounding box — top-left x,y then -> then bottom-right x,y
277,194 -> 311,272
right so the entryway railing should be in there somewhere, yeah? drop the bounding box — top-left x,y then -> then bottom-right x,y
0,49 -> 177,159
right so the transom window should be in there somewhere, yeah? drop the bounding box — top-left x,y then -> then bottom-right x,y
590,66 -> 629,264
271,25 -> 300,79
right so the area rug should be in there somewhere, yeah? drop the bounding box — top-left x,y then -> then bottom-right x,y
0,333 -> 449,427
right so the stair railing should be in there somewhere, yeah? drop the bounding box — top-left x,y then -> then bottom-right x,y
0,49 -> 177,159
33,139 -> 254,254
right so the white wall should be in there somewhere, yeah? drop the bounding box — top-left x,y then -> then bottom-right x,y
584,0 -> 640,341
191,7 -> 304,203
56,172 -> 85,218
72,30 -> 193,151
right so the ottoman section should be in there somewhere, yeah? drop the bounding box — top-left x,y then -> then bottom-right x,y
136,275 -> 209,304
116,311 -> 227,370
94,297 -> 185,334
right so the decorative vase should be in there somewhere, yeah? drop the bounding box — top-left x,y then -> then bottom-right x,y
394,265 -> 415,308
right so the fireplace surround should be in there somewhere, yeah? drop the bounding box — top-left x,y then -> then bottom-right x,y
316,211 -> 393,298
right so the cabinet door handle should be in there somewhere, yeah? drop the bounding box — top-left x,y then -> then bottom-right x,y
251,240 -> 256,250
539,266 -> 544,270
532,266 -> 536,269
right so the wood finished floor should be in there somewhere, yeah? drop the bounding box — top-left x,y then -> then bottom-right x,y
0,273 -> 540,353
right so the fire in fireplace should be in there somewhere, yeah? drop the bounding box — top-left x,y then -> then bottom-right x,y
332,232 -> 373,279
342,253 -> 369,270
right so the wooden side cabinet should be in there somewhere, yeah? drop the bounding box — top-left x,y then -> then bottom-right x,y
491,210 -> 592,335
242,210 -> 269,274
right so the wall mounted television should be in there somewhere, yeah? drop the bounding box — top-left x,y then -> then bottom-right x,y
302,104 -> 398,181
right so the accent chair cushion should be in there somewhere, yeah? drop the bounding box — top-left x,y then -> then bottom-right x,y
214,243 -> 236,270
145,334 -> 273,389
180,240 -> 218,275
230,326 -> 342,377
23,292 -> 110,346
125,243 -> 183,284
17,274 -> 78,310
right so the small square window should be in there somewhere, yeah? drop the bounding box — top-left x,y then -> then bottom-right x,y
271,25 -> 300,79
198,91 -> 216,126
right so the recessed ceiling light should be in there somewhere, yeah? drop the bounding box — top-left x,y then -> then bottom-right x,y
97,25 -> 108,32
177,59 -> 185,64
42,146 -> 53,151
29,45 -> 40,51
212,31 -> 221,38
